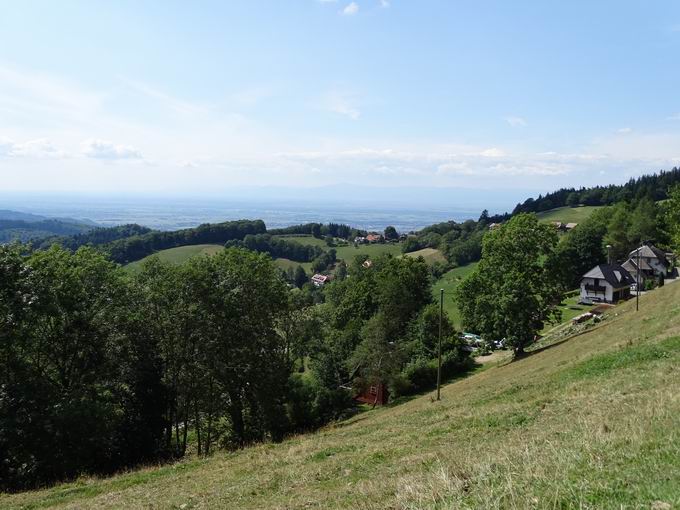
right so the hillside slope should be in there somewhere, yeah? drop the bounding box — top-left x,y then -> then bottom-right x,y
535,205 -> 602,224
124,244 -> 225,272
4,283 -> 679,509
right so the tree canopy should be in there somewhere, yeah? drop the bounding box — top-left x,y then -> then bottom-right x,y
456,214 -> 564,356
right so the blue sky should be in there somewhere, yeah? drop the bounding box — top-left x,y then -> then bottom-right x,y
1,1 -> 680,201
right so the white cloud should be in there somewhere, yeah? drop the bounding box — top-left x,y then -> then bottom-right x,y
81,139 -> 143,160
478,148 -> 505,158
617,127 -> 633,133
504,116 -> 527,127
380,0 -> 390,7
667,113 -> 680,121
0,136 -> 67,158
342,2 -> 359,15
321,90 -> 361,120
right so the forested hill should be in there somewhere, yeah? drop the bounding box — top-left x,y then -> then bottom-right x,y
70,219 -> 266,264
0,218 -> 93,243
512,166 -> 680,214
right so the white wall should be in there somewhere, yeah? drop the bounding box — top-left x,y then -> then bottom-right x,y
580,277 -> 613,302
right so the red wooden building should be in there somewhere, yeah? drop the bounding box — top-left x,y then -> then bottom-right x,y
355,382 -> 389,406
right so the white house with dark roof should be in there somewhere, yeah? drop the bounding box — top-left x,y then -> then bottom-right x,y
579,264 -> 635,304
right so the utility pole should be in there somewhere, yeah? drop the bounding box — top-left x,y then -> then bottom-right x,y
436,288 -> 443,401
606,244 -> 612,265
636,244 -> 641,312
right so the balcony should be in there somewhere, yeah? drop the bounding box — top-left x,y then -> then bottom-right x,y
585,284 -> 607,293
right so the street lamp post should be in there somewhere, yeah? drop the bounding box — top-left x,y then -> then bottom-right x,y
636,243 -> 641,312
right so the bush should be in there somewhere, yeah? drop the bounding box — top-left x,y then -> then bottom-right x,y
285,374 -> 354,431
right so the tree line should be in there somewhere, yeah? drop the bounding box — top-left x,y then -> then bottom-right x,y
226,233 -> 325,262
36,223 -> 152,251
0,218 -> 92,243
268,222 -> 363,240
0,244 -> 470,492
512,167 -> 680,214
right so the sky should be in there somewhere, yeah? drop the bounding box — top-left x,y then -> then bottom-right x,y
1,0 -> 680,205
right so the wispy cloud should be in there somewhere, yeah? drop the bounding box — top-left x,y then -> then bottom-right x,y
667,113 -> 680,121
342,2 -> 359,15
230,86 -> 274,107
379,0 -> 390,7
504,116 -> 527,127
81,138 -> 143,160
617,127 -> 632,133
118,77 -> 208,116
321,89 -> 361,120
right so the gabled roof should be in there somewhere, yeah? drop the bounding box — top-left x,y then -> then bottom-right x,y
622,257 -> 652,272
629,244 -> 668,264
583,264 -> 635,288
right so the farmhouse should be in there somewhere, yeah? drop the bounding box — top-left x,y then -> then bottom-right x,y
366,233 -> 382,243
579,263 -> 635,304
311,274 -> 330,287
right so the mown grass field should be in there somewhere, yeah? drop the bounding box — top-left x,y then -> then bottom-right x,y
432,262 -> 479,329
273,257 -> 313,273
405,247 -> 447,265
272,235 -> 328,248
124,244 -> 225,272
274,234 -> 404,263
334,242 -> 403,263
535,205 -> 602,224
5,278 -> 678,509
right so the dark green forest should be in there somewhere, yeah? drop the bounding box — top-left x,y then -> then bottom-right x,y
0,245 -> 468,491
512,167 -> 680,214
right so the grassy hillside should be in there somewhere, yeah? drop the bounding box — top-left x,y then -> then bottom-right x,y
334,242 -> 403,263
272,235 -> 328,248
405,247 -> 447,265
273,257 -> 313,273
124,244 -> 224,271
536,205 -> 602,224
432,263 -> 478,328
5,279 -> 678,509
123,239 -> 405,274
